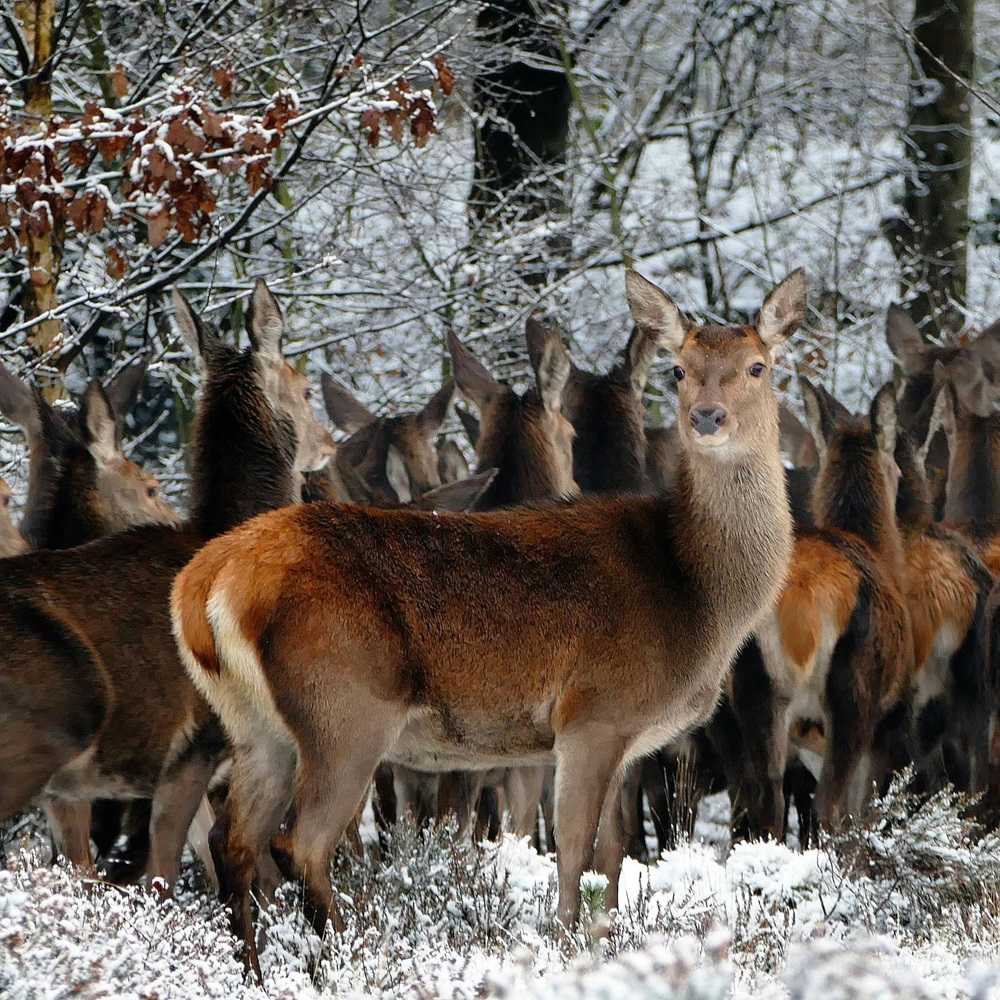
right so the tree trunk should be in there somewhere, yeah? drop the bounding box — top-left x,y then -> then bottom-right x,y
470,0 -> 571,292
886,0 -> 974,338
14,0 -> 63,368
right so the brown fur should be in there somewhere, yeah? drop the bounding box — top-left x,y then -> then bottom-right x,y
751,381 -> 914,833
0,281 -> 331,890
323,376 -> 453,504
173,268 -> 805,977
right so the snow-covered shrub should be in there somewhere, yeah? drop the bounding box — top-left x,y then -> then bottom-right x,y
830,771 -> 1000,934
0,853 -> 270,1000
485,932 -> 731,1000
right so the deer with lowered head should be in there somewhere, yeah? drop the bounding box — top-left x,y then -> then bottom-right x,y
0,280 -> 334,889
310,375 -> 455,505
171,267 -> 804,977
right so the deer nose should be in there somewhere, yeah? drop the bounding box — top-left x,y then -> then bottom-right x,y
690,406 -> 726,436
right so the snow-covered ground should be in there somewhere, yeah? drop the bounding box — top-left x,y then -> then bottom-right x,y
3,778 -> 1000,998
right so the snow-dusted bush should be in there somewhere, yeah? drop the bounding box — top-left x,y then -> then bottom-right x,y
830,770 -> 1000,934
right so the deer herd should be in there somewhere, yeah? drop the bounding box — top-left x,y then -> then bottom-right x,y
3,269 -> 1000,980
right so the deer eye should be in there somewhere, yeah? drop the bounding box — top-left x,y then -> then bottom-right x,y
146,485 -> 158,499
749,362 -> 765,378
304,386 -> 312,401
1,495 -> 9,508
672,365 -> 686,382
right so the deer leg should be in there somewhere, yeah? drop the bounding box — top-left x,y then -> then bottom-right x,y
372,762 -> 398,834
593,770 -> 625,916
641,751 -> 674,852
148,725 -> 226,893
552,724 -> 625,929
211,737 -> 298,982
619,763 -> 647,861
186,795 -> 219,890
504,766 -> 546,840
44,800 -> 93,868
438,770 -> 484,838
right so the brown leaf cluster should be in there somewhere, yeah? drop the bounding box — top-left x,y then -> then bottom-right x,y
359,63 -> 453,150
0,83 -> 298,261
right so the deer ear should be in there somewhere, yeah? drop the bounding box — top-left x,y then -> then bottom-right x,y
799,376 -> 836,462
80,383 -> 121,468
625,270 -> 687,353
527,318 -> 571,415
623,319 -> 662,397
418,468 -> 497,512
870,382 -> 898,458
918,381 -> 953,472
436,438 -> 470,484
321,374 -> 375,434
456,404 -> 480,447
385,444 -> 412,504
778,405 -> 819,469
885,305 -> 928,376
967,316 -> 1000,386
0,359 -> 43,443
448,332 -> 498,412
245,279 -> 284,364
756,269 -> 806,351
420,380 -> 454,437
103,355 -> 150,426
172,288 -> 219,365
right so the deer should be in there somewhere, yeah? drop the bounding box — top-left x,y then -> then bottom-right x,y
743,379 -> 914,836
639,402 -> 820,853
886,305 -> 1000,522
888,402 -> 993,794
0,356 -> 176,551
0,357 -> 179,867
171,267 -> 804,978
0,280 -> 334,893
319,374 -> 454,505
432,318 -> 579,842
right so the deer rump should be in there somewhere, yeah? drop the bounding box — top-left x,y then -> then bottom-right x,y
178,496 -> 742,777
0,526 -> 210,811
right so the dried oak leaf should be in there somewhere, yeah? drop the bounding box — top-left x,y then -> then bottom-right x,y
213,62 -> 235,101
435,57 -> 454,97
360,108 -> 381,147
409,98 -> 437,149
97,134 -> 130,163
106,246 -> 127,280
111,63 -> 130,100
67,142 -> 90,169
167,116 -> 206,156
146,207 -> 171,247
66,191 -> 108,234
385,107 -> 406,144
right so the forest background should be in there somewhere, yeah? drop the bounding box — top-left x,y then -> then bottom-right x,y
0,0 -> 996,502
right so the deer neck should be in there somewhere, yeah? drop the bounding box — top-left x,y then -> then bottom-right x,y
186,350 -> 299,540
945,414 -> 1000,522
673,435 -> 793,633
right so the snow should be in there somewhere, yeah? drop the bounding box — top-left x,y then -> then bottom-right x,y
4,784 -> 1000,998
